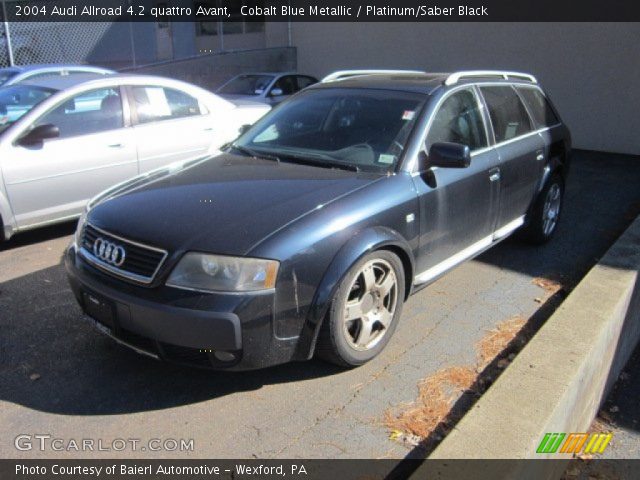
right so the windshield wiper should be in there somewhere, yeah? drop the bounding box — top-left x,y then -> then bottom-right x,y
230,144 -> 280,162
278,153 -> 361,172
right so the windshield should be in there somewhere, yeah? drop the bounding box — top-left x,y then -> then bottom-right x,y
0,69 -> 19,86
218,75 -> 275,96
0,85 -> 56,134
233,88 -> 426,172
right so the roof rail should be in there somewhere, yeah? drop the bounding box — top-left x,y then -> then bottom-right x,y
321,69 -> 426,83
444,70 -> 537,86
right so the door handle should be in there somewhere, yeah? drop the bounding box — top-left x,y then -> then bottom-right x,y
108,143 -> 124,148
489,170 -> 501,182
203,127 -> 214,132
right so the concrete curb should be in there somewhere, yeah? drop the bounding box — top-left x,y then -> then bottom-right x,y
420,215 -> 640,476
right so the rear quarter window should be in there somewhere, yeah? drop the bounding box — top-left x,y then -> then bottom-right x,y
517,87 -> 560,128
480,86 -> 533,143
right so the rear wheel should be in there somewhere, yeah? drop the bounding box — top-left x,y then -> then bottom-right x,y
316,250 -> 405,367
518,174 -> 564,244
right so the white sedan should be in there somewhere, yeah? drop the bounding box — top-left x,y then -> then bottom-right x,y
0,74 -> 270,240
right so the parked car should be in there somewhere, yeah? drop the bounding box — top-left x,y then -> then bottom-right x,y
217,72 -> 318,105
0,74 -> 270,240
65,70 -> 570,370
0,64 -> 114,87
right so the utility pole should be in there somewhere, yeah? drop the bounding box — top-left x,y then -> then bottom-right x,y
1,0 -> 15,66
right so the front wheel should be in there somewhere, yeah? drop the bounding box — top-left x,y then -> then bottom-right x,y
316,250 -> 405,367
518,174 -> 564,244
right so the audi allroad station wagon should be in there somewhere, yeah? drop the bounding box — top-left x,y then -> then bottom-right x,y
65,70 -> 571,370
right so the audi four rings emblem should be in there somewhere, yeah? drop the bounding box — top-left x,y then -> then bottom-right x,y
93,238 -> 126,267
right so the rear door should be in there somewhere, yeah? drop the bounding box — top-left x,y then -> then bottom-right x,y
3,86 -> 138,228
412,87 -> 500,280
479,85 -> 545,236
127,85 -> 216,173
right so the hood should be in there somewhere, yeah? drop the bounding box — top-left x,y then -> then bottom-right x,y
88,153 -> 381,256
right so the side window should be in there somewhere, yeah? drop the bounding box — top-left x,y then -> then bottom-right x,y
517,87 -> 559,128
480,86 -> 533,143
271,76 -> 296,96
35,88 -> 123,139
296,76 -> 316,91
426,89 -> 488,151
131,86 -> 204,124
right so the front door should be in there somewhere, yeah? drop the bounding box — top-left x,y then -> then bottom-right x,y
4,87 -> 138,228
412,87 -> 500,283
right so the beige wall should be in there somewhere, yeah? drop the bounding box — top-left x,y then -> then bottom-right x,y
291,22 -> 640,155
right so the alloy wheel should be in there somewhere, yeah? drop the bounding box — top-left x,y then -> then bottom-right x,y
341,259 -> 399,351
542,183 -> 562,236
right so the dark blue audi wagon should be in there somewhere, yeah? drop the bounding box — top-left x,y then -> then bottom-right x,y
66,70 -> 571,370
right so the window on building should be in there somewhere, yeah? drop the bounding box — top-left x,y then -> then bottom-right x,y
196,0 -> 265,36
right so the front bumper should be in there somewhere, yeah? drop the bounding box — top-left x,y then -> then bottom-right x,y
65,245 -> 298,370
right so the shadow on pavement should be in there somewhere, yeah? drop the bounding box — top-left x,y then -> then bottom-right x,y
0,220 -> 77,252
0,258 -> 342,415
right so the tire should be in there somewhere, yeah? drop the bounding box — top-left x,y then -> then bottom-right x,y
518,173 -> 564,244
316,250 -> 405,367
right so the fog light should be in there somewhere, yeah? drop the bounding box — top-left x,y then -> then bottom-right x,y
213,351 -> 236,362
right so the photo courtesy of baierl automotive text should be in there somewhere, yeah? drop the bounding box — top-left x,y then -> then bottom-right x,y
0,1 -> 639,479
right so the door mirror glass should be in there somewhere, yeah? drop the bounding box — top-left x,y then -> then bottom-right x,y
270,88 -> 284,97
18,123 -> 60,146
428,142 -> 471,169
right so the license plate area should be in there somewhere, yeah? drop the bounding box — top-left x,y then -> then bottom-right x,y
82,291 -> 116,330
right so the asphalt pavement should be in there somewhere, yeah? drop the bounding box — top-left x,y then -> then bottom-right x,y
1,150 -> 640,459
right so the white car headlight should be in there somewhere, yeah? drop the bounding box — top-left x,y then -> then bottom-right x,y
166,253 -> 279,293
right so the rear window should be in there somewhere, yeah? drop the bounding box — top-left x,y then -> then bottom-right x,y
480,86 -> 533,143
517,87 -> 559,128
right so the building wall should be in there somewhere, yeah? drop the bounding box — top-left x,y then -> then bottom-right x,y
292,22 -> 640,155
128,46 -> 296,91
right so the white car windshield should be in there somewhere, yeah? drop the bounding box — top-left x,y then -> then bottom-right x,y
233,88 -> 426,172
219,75 -> 275,95
0,85 -> 56,133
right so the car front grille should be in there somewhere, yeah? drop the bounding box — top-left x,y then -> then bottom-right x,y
79,223 -> 168,285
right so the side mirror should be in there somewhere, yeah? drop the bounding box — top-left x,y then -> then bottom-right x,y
270,88 -> 284,97
238,124 -> 251,135
18,124 -> 60,146
428,142 -> 471,169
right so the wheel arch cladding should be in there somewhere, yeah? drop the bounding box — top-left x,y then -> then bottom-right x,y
295,226 -> 415,360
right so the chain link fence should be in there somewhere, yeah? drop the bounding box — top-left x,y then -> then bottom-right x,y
0,1 -> 290,71
1,0 -> 116,67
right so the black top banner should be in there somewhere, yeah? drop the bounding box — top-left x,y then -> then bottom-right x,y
2,0 -> 640,22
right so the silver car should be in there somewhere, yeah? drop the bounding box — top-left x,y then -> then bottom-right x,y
0,74 -> 270,240
217,72 -> 318,105
0,64 -> 114,87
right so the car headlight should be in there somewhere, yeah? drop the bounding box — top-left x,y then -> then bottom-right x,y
166,253 -> 279,293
